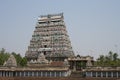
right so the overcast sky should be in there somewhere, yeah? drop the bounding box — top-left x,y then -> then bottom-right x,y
0,0 -> 120,59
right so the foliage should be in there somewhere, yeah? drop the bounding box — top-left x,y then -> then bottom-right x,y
95,51 -> 120,66
0,48 -> 27,67
20,57 -> 27,66
0,48 -> 10,65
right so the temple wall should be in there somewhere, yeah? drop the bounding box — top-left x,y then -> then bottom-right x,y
0,77 -> 119,80
0,71 -> 68,77
86,71 -> 120,78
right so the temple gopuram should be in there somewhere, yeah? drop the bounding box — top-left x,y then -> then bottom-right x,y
25,13 -> 74,61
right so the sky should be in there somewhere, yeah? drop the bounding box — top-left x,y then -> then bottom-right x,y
0,0 -> 120,59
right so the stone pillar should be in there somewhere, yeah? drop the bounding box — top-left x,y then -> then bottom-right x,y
28,71 -> 30,77
7,71 -> 9,77
50,72 -> 51,77
60,72 -> 61,77
3,71 -> 5,77
9,71 -> 12,77
101,72 -> 103,77
111,72 -> 113,78
106,72 -> 108,78
27,72 -> 29,77
36,71 -> 38,77
20,72 -> 21,77
10,71 -> 12,77
96,72 -> 97,77
41,72 -> 43,77
117,72 -> 118,78
23,72 -> 25,77
16,71 -> 17,77
55,71 -> 56,77
91,72 -> 93,77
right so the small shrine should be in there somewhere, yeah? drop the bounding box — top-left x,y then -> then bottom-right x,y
3,54 -> 17,67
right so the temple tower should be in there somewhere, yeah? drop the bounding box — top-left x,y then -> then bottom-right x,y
25,13 -> 74,61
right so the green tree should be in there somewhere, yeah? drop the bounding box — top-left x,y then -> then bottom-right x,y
108,51 -> 113,61
97,55 -> 105,66
20,57 -> 27,67
0,49 -> 10,65
0,48 -> 5,54
113,53 -> 118,61
95,51 -> 120,66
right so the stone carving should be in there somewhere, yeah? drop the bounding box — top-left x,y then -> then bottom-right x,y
64,59 -> 69,65
3,54 -> 17,67
29,53 -> 48,64
37,53 -> 48,64
86,59 -> 92,67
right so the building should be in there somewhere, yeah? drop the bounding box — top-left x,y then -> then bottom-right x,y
0,63 -> 70,77
0,53 -> 71,77
1,54 -> 120,78
85,66 -> 120,78
25,13 -> 74,61
68,56 -> 94,71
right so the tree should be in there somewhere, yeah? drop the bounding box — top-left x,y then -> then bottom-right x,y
20,57 -> 27,67
113,53 -> 118,61
97,55 -> 105,66
95,51 -> 120,66
108,51 -> 113,61
0,48 -> 5,54
0,49 -> 10,65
